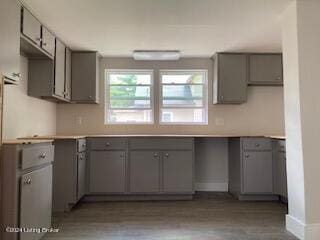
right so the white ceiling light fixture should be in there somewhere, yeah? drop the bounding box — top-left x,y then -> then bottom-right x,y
133,50 -> 181,61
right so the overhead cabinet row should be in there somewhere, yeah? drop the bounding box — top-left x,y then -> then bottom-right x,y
213,53 -> 283,104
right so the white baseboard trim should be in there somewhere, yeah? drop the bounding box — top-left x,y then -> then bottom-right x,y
286,215 -> 320,240
195,182 -> 228,192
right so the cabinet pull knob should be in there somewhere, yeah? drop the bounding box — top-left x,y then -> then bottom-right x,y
36,37 -> 42,42
245,154 -> 250,158
120,154 -> 124,158
106,142 -> 111,147
12,73 -> 21,78
154,153 -> 158,157
42,42 -> 47,46
165,153 -> 169,157
276,76 -> 281,80
82,143 -> 86,147
255,143 -> 260,147
80,156 -> 83,160
24,179 -> 31,185
88,96 -> 92,99
39,153 -> 46,159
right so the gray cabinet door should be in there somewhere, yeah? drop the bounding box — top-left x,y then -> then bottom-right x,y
65,48 -> 72,100
242,152 -> 273,194
274,151 -> 287,198
129,151 -> 160,193
41,26 -> 55,57
0,0 -> 20,82
214,53 -> 247,104
77,152 -> 86,200
54,39 -> 66,98
20,165 -> 52,240
72,52 -> 99,103
163,151 -> 193,193
21,8 -> 41,46
248,54 -> 283,85
89,151 -> 126,193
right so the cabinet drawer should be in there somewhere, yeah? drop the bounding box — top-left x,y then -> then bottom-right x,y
77,138 -> 87,152
129,138 -> 194,150
21,145 -> 54,169
242,138 -> 272,151
89,138 -> 127,150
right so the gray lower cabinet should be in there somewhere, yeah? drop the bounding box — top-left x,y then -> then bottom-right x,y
71,52 -> 99,103
273,140 -> 287,200
0,0 -> 20,84
129,151 -> 160,193
248,54 -> 283,85
213,53 -> 247,104
20,165 -> 53,240
229,137 -> 277,200
163,151 -> 193,193
0,142 -> 54,240
52,138 -> 86,212
89,151 -> 126,193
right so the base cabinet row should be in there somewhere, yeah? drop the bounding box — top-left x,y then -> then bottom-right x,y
88,138 -> 194,195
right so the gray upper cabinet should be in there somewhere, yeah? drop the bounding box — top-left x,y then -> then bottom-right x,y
89,151 -> 126,193
213,53 -> 247,104
21,7 -> 42,46
129,151 -> 160,193
163,151 -> 193,193
248,54 -> 283,85
54,39 -> 66,98
72,52 -> 99,103
41,26 -> 55,57
0,0 -> 20,84
65,48 -> 72,100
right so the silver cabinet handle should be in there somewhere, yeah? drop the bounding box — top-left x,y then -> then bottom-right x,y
88,96 -> 92,99
39,153 -> 46,159
255,143 -> 260,147
42,42 -> 47,46
82,143 -> 86,147
36,37 -> 42,42
12,73 -> 21,78
120,154 -> 125,158
24,179 -> 31,185
276,76 -> 282,80
80,156 -> 83,160
245,154 -> 250,158
106,142 -> 111,147
154,153 -> 158,157
165,153 -> 169,157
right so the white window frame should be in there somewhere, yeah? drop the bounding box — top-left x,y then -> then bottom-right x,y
159,69 -> 208,125
105,69 -> 154,125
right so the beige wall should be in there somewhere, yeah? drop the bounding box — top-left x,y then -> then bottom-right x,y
57,57 -> 285,135
3,56 -> 57,139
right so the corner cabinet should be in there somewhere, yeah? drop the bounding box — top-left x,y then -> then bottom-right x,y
72,52 -> 99,103
0,142 -> 54,240
213,53 -> 247,104
0,0 -> 21,84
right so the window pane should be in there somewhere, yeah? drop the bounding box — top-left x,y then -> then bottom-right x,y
161,109 -> 205,123
163,100 -> 203,107
162,85 -> 203,106
108,110 -> 152,123
110,86 -> 150,98
109,73 -> 151,85
110,100 -> 150,109
161,73 -> 203,84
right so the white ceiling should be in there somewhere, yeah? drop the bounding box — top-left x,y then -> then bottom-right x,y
22,0 -> 292,57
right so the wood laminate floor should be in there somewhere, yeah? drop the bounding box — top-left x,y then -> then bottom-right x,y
44,193 -> 298,240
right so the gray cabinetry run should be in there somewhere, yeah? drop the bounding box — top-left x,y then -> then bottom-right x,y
229,137 -> 277,200
72,52 -> 99,103
0,142 -> 54,240
248,54 -> 283,85
0,0 -> 20,84
213,53 -> 247,104
52,138 -> 86,212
